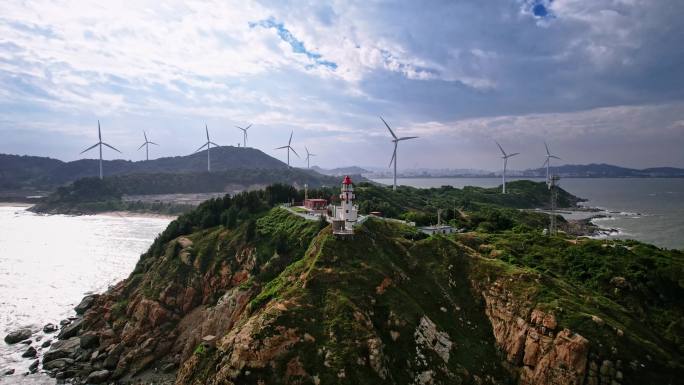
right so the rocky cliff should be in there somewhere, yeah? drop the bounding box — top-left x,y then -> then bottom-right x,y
36,205 -> 683,384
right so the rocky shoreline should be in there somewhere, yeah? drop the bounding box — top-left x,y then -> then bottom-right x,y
2,294 -> 175,384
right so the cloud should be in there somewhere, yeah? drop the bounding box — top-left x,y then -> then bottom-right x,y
0,0 -> 682,168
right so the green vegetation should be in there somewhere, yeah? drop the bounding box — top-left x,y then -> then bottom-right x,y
88,180 -> 682,384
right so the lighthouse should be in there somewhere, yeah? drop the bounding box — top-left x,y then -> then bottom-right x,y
332,175 -> 358,234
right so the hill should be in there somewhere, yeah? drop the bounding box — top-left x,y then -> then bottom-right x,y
522,163 -> 684,178
30,169 -> 351,215
29,182 -> 683,384
311,166 -> 370,176
0,147 -> 291,192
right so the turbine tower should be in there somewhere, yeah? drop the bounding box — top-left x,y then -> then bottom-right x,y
79,120 -> 121,180
542,141 -> 561,187
381,116 -> 417,191
236,124 -> 252,147
304,146 -> 316,169
495,140 -> 519,194
194,124 -> 220,172
137,130 -> 158,161
275,131 -> 299,167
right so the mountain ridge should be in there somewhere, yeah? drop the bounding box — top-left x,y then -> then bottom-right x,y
0,147 -> 290,191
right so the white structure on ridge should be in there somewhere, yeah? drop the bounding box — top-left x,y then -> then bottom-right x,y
332,175 -> 358,234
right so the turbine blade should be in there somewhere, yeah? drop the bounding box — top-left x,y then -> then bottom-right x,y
290,146 -> 300,157
245,124 -> 251,130
398,136 -> 418,141
508,152 -> 520,158
149,141 -> 159,146
80,143 -> 99,154
550,155 -> 561,160
195,143 -> 208,153
98,120 -> 101,141
143,130 -> 148,142
275,145 -> 289,150
389,147 -> 396,167
380,116 -> 397,139
206,124 -> 209,141
137,142 -> 146,150
495,140 -> 506,156
544,141 -> 550,156
209,141 -> 220,147
542,159 -> 549,168
288,131 -> 293,145
102,142 -> 122,153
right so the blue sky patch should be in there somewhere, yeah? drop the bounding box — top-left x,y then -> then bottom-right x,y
250,18 -> 337,70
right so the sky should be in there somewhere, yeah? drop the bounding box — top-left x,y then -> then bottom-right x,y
1,0 -> 683,171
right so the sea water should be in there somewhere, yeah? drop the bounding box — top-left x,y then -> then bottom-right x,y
372,177 -> 684,250
0,207 -> 170,384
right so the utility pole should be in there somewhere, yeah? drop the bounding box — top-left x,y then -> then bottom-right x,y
549,175 -> 560,235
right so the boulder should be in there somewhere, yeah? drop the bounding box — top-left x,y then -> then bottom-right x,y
28,360 -> 39,373
43,337 -> 81,363
87,369 -> 111,384
21,346 -> 37,358
74,295 -> 98,315
43,323 -> 58,333
43,357 -> 74,371
2,368 -> 14,375
41,340 -> 51,348
4,328 -> 32,344
59,319 -> 71,326
57,318 -> 83,339
79,333 -> 99,349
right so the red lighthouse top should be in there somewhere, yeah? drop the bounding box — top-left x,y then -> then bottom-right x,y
342,175 -> 353,185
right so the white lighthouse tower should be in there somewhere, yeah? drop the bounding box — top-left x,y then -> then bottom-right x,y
333,175 -> 358,234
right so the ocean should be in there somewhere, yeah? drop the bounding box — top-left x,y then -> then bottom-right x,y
372,177 -> 684,250
0,207 -> 170,384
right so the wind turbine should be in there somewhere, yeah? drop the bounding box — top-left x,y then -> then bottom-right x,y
137,130 -> 158,161
542,141 -> 561,187
236,124 -> 252,147
495,141 -> 519,194
380,116 -> 417,191
275,131 -> 299,167
194,124 -> 220,172
79,120 -> 121,180
304,146 -> 316,169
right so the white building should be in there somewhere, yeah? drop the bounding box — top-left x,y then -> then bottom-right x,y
419,225 -> 456,235
331,175 -> 358,235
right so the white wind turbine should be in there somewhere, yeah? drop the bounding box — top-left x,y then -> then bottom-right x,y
381,116 -> 417,191
137,130 -> 158,161
542,141 -> 561,187
304,146 -> 316,169
275,131 -> 299,167
236,124 -> 252,147
495,141 -> 519,194
194,124 -> 220,172
79,120 -> 121,180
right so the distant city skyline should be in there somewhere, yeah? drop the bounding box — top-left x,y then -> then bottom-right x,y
1,1 -> 683,169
